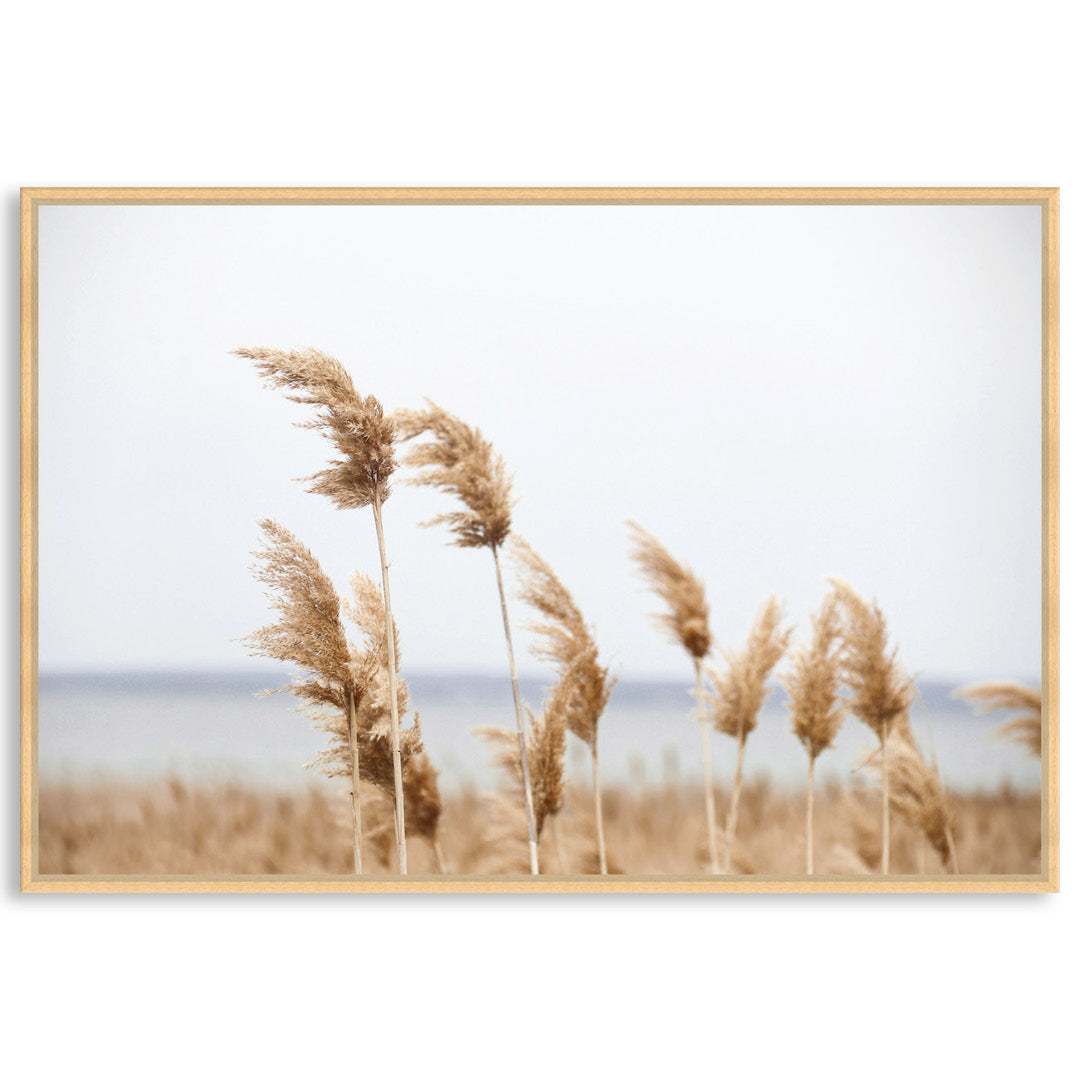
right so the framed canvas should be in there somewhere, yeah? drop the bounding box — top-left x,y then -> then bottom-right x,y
20,187 -> 1059,893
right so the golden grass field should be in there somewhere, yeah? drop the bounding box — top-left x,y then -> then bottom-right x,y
37,776 -> 1041,878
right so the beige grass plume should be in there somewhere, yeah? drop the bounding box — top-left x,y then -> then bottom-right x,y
233,346 -> 397,508
510,536 -> 616,749
706,596 -> 791,873
829,577 -> 914,874
475,663 -> 574,847
782,592 -> 847,873
242,520 -> 367,871
307,572 -> 443,867
395,399 -> 515,548
510,535 -> 616,872
397,400 -> 540,873
242,519 -> 353,706
870,727 -> 959,873
955,681 -> 1042,757
626,521 -> 711,661
235,345 -> 409,872
828,579 -> 913,741
626,521 -> 719,872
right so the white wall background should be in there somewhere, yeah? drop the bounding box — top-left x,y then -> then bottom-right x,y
4,3 -> 1075,1079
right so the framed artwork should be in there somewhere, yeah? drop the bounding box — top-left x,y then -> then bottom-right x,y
20,187 -> 1059,893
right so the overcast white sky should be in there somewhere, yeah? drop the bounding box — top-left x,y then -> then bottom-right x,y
36,202 -> 1042,682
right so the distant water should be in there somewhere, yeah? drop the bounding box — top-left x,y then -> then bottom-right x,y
37,670 -> 1042,794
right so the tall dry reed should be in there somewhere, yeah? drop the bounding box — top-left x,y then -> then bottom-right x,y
395,400 -> 540,873
955,681 -> 1042,758
870,726 -> 959,872
626,521 -> 720,872
510,535 -> 616,872
307,572 -> 441,871
829,578 -> 914,873
242,520 -> 367,871
235,345 -> 409,872
706,596 -> 791,873
475,663 -> 575,869
783,592 -> 846,873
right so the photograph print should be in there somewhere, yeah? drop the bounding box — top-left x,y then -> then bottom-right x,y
21,188 -> 1058,892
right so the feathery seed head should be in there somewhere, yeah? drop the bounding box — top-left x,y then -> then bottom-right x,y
626,521 -> 712,661
874,726 -> 956,869
309,572 -> 413,781
394,400 -> 515,548
474,665 -> 574,836
955,680 -> 1042,757
242,519 -> 353,707
299,570 -> 440,840
784,593 -> 847,760
706,596 -> 791,742
234,346 -> 396,509
828,578 -> 913,742
510,535 -> 616,749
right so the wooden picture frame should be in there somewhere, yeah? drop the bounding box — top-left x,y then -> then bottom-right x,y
20,187 -> 1059,893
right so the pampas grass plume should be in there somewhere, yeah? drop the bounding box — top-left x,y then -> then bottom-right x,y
955,681 -> 1042,757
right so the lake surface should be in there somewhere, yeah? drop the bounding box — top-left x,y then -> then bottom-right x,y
37,670 -> 1042,794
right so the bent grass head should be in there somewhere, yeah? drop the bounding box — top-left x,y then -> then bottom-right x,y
872,727 -> 957,870
475,665 -> 575,837
955,681 -> 1042,758
307,573 -> 440,841
784,592 -> 847,760
234,345 -> 397,508
707,596 -> 791,743
395,400 -> 515,548
242,519 -> 353,709
626,521 -> 711,661
829,578 -> 913,741
510,535 -> 615,750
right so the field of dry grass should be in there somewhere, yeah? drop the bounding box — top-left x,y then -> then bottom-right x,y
37,776 -> 1041,878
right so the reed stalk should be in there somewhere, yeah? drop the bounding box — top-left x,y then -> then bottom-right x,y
372,486 -> 407,872
694,658 -> 720,873
591,744 -> 607,875
706,596 -> 791,875
243,519 -> 378,875
829,578 -> 913,875
872,725 -> 958,873
880,735 -> 890,874
723,728 -> 748,874
493,542 -> 540,874
508,535 -> 615,875
627,522 -> 717,873
785,592 -> 846,876
474,663 -> 573,871
396,401 -> 540,872
236,345 -> 409,872
306,571 -> 439,872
